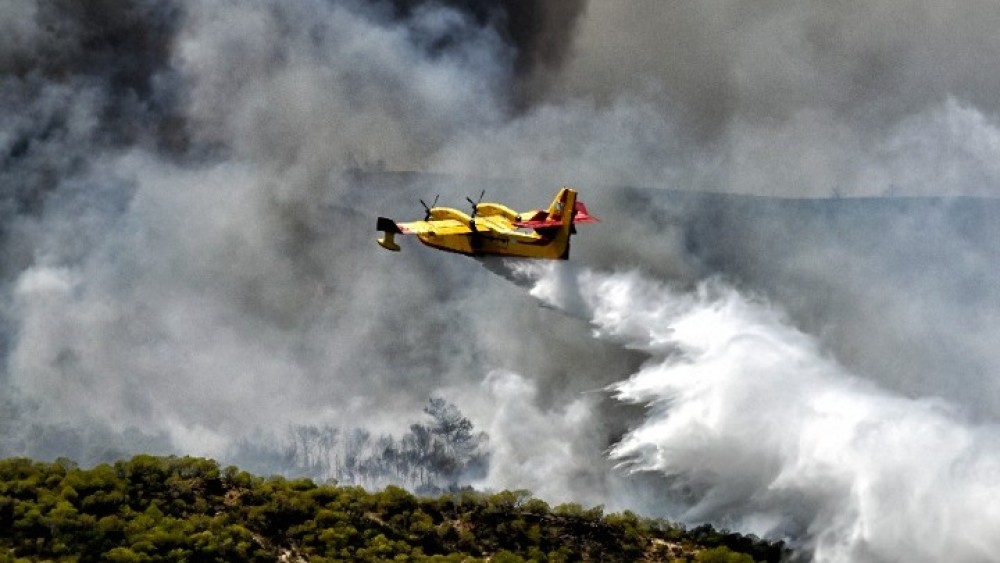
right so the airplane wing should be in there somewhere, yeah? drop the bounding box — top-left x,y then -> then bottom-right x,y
376,216 -> 474,251
392,218 -> 474,236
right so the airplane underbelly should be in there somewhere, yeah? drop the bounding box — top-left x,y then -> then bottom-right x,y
418,233 -> 473,255
417,232 -> 562,259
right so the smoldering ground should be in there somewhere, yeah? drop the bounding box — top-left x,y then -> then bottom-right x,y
3,1 -> 1000,561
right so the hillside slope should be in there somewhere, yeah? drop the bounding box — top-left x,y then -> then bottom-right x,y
0,455 -> 787,562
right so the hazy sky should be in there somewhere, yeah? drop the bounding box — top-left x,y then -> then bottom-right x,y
3,2 -> 1000,561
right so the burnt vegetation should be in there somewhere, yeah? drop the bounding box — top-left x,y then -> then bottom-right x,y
0,455 -> 788,562
230,398 -> 490,494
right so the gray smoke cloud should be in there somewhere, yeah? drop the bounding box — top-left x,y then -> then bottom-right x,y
0,0 -> 631,459
3,2 -> 1000,561
513,262 -> 1000,561
526,1 -> 1000,196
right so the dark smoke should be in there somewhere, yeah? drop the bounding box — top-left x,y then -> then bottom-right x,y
540,2 -> 1000,167
3,2 -> 1000,561
2,0 -> 185,154
380,0 -> 587,107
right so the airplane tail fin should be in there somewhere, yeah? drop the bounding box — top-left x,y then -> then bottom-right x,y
545,187 -> 572,220
548,187 -> 579,260
543,187 -> 600,259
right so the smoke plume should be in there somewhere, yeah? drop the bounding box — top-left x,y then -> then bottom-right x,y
508,262 -> 1000,561
3,2 -> 1000,561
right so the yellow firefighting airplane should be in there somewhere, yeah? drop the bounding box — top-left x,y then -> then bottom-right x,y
376,186 -> 598,259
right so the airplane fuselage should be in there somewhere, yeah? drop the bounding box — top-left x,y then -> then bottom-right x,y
376,187 -> 594,260
416,208 -> 568,259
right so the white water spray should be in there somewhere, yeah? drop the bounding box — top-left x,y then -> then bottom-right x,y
512,261 -> 1000,563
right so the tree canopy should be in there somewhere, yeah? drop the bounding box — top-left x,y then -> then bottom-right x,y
0,455 -> 788,561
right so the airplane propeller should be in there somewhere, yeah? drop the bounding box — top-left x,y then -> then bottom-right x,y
419,195 -> 439,221
465,189 -> 486,235
466,190 -> 486,218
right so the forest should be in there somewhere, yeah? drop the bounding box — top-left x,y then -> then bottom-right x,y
0,454 -> 789,562
228,398 -> 490,493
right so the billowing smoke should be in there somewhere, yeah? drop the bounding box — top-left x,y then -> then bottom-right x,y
0,0 -> 635,470
3,1 -> 1000,561
379,0 -> 587,107
512,262 -> 1000,562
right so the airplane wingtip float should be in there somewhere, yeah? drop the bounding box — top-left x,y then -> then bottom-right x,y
376,186 -> 598,260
